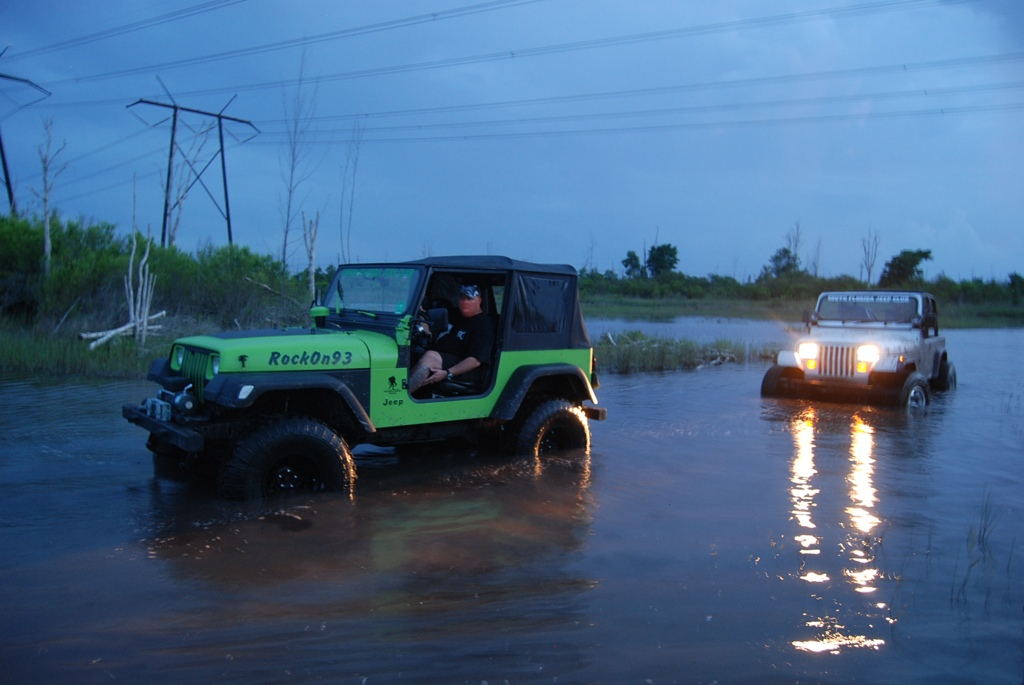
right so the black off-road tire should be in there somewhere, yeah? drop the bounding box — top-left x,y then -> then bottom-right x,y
217,418 -> 356,500
931,361 -> 957,392
761,365 -> 801,397
898,373 -> 930,409
514,399 -> 591,457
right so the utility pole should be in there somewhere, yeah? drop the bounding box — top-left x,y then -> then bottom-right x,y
0,60 -> 51,215
128,93 -> 258,247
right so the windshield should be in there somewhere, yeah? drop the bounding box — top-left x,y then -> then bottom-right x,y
324,267 -> 421,316
816,292 -> 920,323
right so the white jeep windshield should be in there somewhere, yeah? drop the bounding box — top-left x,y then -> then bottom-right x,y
816,292 -> 920,323
325,267 -> 421,316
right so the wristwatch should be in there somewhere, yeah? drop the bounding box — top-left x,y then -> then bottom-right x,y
446,370 -> 453,381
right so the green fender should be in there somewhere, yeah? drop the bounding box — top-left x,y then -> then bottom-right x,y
490,364 -> 597,422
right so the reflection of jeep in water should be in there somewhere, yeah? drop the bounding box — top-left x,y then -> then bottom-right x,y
761,291 -> 956,407
123,256 -> 606,499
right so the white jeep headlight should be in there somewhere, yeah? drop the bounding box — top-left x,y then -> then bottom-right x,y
797,342 -> 819,360
856,345 -> 880,364
211,355 -> 220,376
856,344 -> 880,373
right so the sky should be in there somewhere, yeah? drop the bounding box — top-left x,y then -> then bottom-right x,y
1,0 -> 1022,282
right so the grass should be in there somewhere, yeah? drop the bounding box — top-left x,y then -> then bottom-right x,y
0,316 -> 217,380
3,293 -> 1019,380
594,329 -> 778,374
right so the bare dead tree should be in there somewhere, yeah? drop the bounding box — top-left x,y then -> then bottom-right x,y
280,53 -> 320,266
786,221 -> 803,261
301,210 -> 319,300
339,120 -> 362,264
861,226 -> 881,286
808,237 -> 822,277
82,178 -> 165,349
29,118 -> 68,278
127,178 -> 157,344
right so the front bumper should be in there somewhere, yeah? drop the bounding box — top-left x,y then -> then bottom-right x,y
776,374 -> 898,405
122,402 -> 205,452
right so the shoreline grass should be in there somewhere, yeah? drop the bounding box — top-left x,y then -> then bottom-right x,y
594,329 -> 779,374
3,295 -> 1020,380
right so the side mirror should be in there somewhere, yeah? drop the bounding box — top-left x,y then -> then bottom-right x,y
802,309 -> 815,331
310,305 -> 329,328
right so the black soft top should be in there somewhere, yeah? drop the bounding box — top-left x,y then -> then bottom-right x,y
389,255 -> 589,351
400,255 -> 578,277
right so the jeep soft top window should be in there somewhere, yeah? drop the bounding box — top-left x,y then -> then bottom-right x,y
512,275 -> 568,334
817,292 -> 920,323
325,267 -> 421,315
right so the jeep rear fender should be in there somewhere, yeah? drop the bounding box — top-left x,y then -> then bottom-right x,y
205,372 -> 375,434
490,364 -> 598,422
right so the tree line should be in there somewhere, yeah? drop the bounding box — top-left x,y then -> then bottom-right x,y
2,213 -> 1022,339
581,237 -> 1024,308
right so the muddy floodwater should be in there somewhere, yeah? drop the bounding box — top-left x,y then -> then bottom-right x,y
2,322 -> 1022,684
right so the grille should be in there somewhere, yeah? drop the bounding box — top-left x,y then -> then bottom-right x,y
818,345 -> 856,378
180,348 -> 211,402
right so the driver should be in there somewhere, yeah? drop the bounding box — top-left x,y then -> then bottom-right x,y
408,284 -> 494,394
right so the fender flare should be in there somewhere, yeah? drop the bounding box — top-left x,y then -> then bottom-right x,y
205,372 -> 376,434
490,364 -> 597,422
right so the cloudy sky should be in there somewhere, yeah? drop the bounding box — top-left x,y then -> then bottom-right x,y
2,0 -> 1021,282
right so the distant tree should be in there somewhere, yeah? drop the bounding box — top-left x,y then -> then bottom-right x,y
647,243 -> 679,277
786,222 -> 803,261
861,227 -> 881,286
280,53 -> 321,265
338,120 -> 361,264
622,250 -> 645,279
301,210 -> 319,300
807,237 -> 822,278
30,118 -> 68,278
760,246 -> 802,280
878,249 -> 932,287
1009,272 -> 1023,306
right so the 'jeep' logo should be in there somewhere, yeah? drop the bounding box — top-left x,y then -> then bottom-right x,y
268,350 -> 353,366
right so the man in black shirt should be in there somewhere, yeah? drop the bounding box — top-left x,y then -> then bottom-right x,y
408,284 -> 494,394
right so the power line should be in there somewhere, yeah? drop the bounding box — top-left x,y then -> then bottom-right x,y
249,101 -> 1024,144
254,53 -> 1024,126
44,0 -> 547,86
32,0 -> 982,103
2,0 -> 249,62
253,80 -> 1024,138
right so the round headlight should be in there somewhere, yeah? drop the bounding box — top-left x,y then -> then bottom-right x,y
797,342 -> 819,360
174,346 -> 185,367
857,345 -> 880,364
211,356 -> 220,375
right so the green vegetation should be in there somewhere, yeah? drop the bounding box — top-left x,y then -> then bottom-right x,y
0,213 -> 333,378
581,240 -> 1024,328
2,214 -> 1021,379
594,330 -> 778,374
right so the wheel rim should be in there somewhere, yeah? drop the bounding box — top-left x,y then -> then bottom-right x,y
538,426 -> 569,455
906,385 -> 927,408
265,458 -> 319,493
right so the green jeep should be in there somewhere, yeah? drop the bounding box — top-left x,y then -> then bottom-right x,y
123,256 -> 606,499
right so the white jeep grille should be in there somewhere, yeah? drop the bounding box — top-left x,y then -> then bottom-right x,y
818,345 -> 857,378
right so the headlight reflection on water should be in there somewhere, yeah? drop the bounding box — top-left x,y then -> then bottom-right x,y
786,408 -> 889,654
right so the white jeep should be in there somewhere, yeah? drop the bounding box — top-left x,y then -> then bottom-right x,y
761,291 -> 956,407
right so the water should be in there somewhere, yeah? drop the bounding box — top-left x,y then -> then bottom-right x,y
1,322 -> 1022,684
